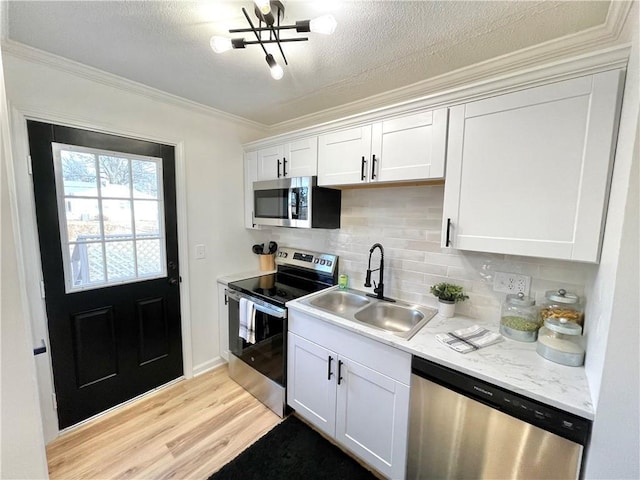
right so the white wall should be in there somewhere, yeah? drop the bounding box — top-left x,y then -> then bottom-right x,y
2,50 -> 266,443
586,124 -> 639,479
0,45 -> 49,479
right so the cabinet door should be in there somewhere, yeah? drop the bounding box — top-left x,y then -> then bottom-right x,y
257,145 -> 284,180
287,332 -> 337,438
217,282 -> 229,361
284,137 -> 318,178
442,70 -> 623,262
335,356 -> 410,480
243,151 -> 260,229
372,109 -> 448,183
318,125 -> 372,186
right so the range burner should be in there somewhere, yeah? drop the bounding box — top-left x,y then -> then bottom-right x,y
228,247 -> 339,308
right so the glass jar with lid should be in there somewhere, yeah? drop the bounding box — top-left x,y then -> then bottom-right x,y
539,289 -> 584,327
536,318 -> 585,366
500,292 -> 539,342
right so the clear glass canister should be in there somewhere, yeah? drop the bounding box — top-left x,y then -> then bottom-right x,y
500,292 -> 539,342
536,318 -> 585,366
539,289 -> 584,327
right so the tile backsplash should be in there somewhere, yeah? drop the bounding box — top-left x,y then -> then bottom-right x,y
257,184 -> 597,326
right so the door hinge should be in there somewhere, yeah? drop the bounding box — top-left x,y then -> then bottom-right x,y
51,393 -> 57,410
40,280 -> 46,299
27,155 -> 33,175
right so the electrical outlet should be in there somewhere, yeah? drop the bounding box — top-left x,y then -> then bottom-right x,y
493,271 -> 531,295
195,244 -> 206,260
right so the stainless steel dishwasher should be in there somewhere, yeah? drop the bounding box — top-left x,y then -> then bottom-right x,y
408,356 -> 591,479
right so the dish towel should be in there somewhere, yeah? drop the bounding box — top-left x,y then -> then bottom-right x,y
436,325 -> 503,354
239,297 -> 256,344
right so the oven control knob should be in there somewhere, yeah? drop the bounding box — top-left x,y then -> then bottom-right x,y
314,258 -> 319,263
320,259 -> 326,265
327,260 -> 332,267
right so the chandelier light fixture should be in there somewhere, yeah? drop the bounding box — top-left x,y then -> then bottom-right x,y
210,0 -> 337,80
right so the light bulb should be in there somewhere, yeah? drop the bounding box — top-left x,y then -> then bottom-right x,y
309,15 -> 337,35
265,54 -> 284,80
270,64 -> 284,80
210,36 -> 232,53
254,0 -> 271,15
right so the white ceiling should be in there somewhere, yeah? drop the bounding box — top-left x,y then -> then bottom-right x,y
6,1 -> 611,126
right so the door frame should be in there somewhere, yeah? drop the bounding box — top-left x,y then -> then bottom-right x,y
7,105 -> 193,441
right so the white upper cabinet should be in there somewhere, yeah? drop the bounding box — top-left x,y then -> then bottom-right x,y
317,125 -> 373,185
374,109 -> 448,182
318,109 -> 448,186
442,70 -> 623,263
284,137 -> 318,178
256,145 -> 283,181
257,138 -> 318,181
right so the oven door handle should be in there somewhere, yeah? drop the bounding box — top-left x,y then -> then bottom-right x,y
226,289 -> 287,319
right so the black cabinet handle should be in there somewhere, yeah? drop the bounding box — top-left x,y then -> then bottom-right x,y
327,356 -> 333,380
371,154 -> 377,180
446,218 -> 452,247
33,339 -> 47,356
283,157 -> 287,177
224,293 -> 228,305
338,360 -> 344,385
277,159 -> 281,178
360,156 -> 366,181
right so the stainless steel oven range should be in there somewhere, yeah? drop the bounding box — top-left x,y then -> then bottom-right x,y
226,247 -> 338,417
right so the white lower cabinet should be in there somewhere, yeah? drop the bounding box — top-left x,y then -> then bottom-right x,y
288,333 -> 337,436
288,308 -> 410,479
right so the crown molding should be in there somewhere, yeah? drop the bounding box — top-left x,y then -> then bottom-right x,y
268,0 -> 634,134
244,43 -> 630,150
0,39 -> 267,132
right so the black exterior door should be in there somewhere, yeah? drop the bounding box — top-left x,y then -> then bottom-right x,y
27,121 -> 183,428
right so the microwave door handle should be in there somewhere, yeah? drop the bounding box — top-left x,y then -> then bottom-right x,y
290,190 -> 299,218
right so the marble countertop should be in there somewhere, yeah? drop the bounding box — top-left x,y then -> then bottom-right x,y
217,269 -> 276,285
287,286 -> 594,420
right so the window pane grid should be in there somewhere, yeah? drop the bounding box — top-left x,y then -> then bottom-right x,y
53,143 -> 167,293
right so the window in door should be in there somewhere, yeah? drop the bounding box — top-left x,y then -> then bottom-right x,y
52,143 -> 166,292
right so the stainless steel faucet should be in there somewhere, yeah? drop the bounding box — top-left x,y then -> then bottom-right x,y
364,243 -> 396,302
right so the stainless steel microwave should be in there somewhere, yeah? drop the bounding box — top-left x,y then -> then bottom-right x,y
253,176 -> 341,229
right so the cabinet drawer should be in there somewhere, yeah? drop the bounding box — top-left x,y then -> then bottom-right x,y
289,308 -> 411,385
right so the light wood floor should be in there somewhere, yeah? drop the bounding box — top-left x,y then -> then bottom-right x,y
46,365 -> 282,479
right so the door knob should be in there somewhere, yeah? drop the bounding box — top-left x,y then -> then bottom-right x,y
168,277 -> 179,285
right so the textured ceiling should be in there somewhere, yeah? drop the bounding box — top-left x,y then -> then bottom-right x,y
7,1 -> 611,125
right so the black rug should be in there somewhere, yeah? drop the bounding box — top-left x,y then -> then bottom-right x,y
208,415 -> 378,480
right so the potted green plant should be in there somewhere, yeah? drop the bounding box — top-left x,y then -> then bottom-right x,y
430,282 -> 469,318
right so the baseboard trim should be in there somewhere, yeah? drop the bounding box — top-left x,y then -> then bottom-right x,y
193,356 -> 227,377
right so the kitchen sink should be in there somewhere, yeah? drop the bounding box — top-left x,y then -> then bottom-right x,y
309,290 -> 370,314
302,288 -> 436,340
354,303 -> 425,335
